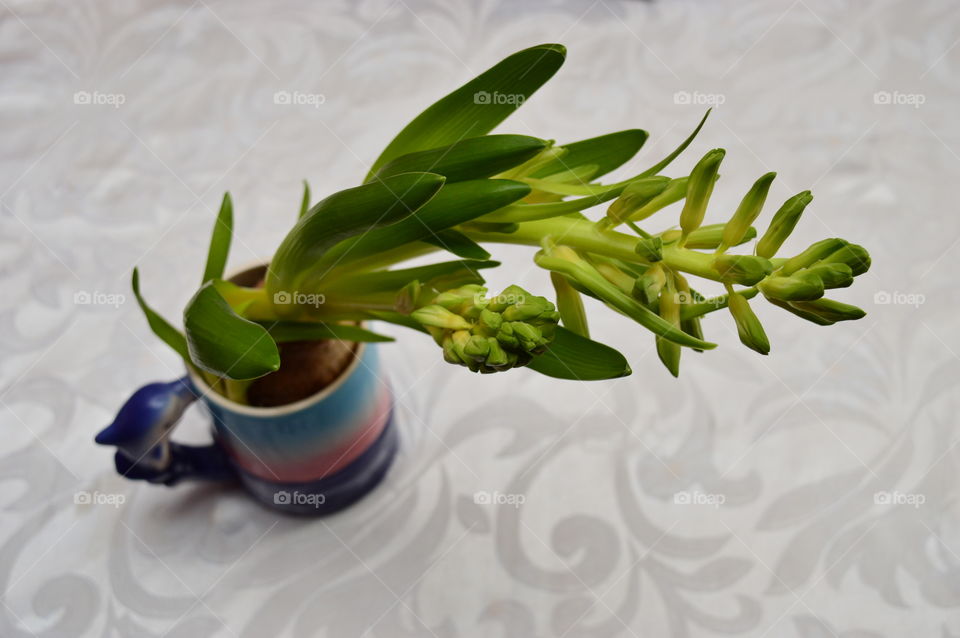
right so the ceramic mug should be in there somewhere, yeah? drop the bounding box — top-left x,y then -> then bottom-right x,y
95,338 -> 398,516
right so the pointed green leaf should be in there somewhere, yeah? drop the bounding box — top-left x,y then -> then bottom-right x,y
422,229 -> 491,260
202,193 -> 233,283
184,282 -> 280,380
527,326 -> 631,380
325,260 -> 499,295
370,135 -> 547,183
268,172 -> 446,294
314,179 -> 529,275
299,180 -> 311,218
368,43 -> 566,178
131,268 -> 190,361
639,109 -> 711,177
531,129 -> 649,180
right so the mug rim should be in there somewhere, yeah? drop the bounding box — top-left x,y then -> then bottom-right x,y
187,340 -> 369,418
186,260 -> 371,418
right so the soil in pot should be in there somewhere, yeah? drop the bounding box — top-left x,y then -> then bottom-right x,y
230,265 -> 358,408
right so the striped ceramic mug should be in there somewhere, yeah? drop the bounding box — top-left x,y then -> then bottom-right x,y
95,340 -> 398,516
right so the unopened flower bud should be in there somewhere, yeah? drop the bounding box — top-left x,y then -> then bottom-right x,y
720,172 -> 776,252
788,298 -> 867,322
411,305 -> 473,330
679,149 -> 725,242
728,292 -> 770,355
759,272 -> 825,301
634,236 -> 663,262
779,238 -> 847,276
634,263 -> 666,305
713,254 -> 773,286
805,263 -> 854,289
756,191 -> 813,258
818,243 -> 871,276
607,176 -> 671,223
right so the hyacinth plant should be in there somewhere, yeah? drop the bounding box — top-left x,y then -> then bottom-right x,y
131,43 -> 871,404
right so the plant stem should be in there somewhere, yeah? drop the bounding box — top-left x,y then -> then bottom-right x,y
463,217 -> 723,281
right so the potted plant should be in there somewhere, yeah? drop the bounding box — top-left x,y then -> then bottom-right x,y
96,43 -> 871,515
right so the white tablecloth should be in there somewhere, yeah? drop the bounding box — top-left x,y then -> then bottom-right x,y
1,0 -> 957,635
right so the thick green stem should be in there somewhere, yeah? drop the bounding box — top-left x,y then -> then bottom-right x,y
463,217 -> 723,282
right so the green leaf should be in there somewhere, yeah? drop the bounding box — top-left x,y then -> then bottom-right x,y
201,193 -> 233,283
299,180 -> 310,218
639,109 -> 711,177
422,229 -> 491,260
365,310 -> 429,334
131,268 -> 190,361
184,282 -> 280,380
527,326 -> 631,380
367,43 -> 566,179
268,172 -> 446,294
370,135 -> 547,183
531,129 -> 649,180
325,259 -> 499,295
259,321 -> 394,343
314,179 -> 529,276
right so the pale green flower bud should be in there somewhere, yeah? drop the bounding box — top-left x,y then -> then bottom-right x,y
759,272 -> 825,301
779,238 -> 847,276
713,254 -> 773,286
818,243 -> 871,276
634,236 -> 663,262
728,291 -> 770,355
720,172 -> 776,252
679,149 -> 725,242
656,277 -> 682,377
415,284 -> 559,373
633,263 -> 666,305
411,305 -> 473,330
805,263 -> 854,289
756,191 -> 813,258
789,298 -> 866,322
606,176 -> 671,223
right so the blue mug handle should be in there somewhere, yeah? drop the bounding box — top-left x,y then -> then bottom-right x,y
95,376 -> 235,486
